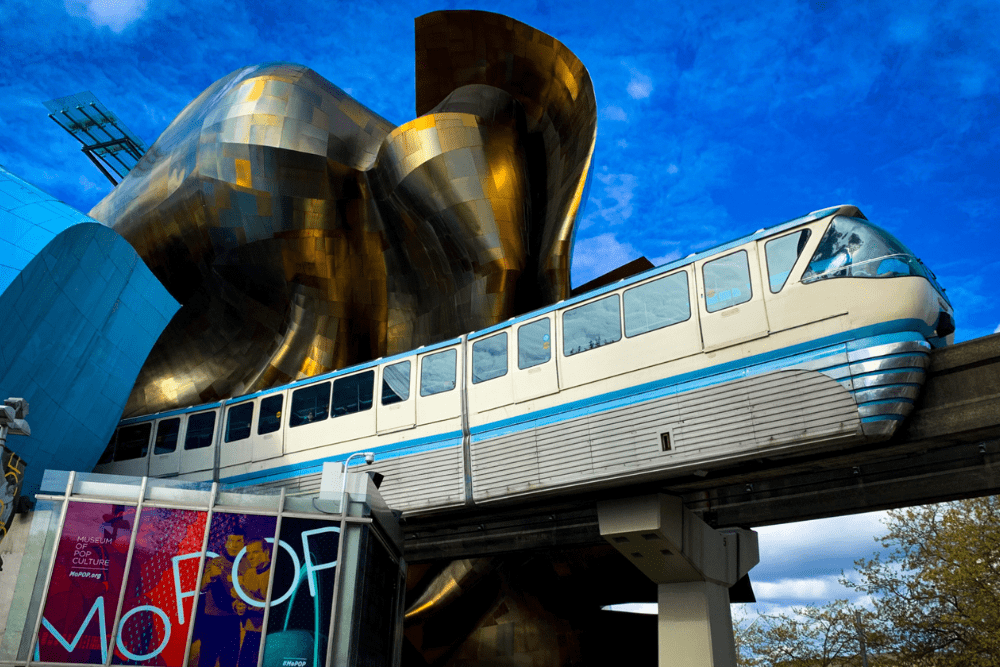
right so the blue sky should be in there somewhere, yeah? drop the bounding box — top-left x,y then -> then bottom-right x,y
1,0 -> 996,619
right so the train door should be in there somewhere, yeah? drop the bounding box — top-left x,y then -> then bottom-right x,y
415,345 -> 463,425
179,408 -> 220,475
468,329 -> 514,412
148,416 -> 182,477
253,392 -> 285,461
377,358 -> 416,433
512,315 -> 558,403
695,244 -> 770,350
220,400 -> 255,468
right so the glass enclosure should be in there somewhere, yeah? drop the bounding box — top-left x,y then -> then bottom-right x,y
0,471 -> 405,667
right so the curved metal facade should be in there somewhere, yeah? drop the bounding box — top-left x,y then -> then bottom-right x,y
0,166 -> 179,494
87,10 -> 597,417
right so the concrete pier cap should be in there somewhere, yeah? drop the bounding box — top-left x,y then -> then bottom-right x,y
597,494 -> 759,667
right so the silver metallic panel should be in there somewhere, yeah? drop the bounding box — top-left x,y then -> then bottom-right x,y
853,385 -> 921,404
850,355 -> 929,376
847,340 -> 930,363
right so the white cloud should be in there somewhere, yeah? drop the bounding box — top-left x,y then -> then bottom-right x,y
602,105 -> 628,122
616,139 -> 628,148
754,575 -> 844,602
667,163 -> 679,174
994,323 -> 1000,334
78,174 -> 100,192
627,68 -> 653,99
64,0 -> 148,33
572,232 -> 641,285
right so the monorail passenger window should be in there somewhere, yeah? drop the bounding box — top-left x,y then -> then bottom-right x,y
518,319 -> 551,369
703,251 -> 752,313
624,272 -> 690,337
98,431 -> 117,464
382,361 -> 410,405
563,294 -> 622,356
225,402 -> 254,442
472,333 -> 508,384
765,230 -> 811,293
184,411 -> 216,450
421,349 -> 457,396
115,423 -> 152,461
333,370 -> 374,417
290,382 -> 330,427
154,418 -> 180,455
258,395 -> 283,435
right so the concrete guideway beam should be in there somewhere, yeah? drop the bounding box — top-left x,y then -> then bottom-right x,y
598,494 -> 759,667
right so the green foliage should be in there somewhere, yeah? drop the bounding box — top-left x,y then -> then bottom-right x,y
737,496 -> 1000,667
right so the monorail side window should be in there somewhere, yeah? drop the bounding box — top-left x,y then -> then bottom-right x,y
184,411 -> 216,450
421,349 -> 457,396
382,361 -> 410,405
226,402 -> 254,442
624,272 -> 690,337
290,382 -> 330,427
473,333 -> 508,384
765,230 -> 811,293
258,395 -> 283,435
333,370 -> 375,417
154,418 -> 180,455
99,431 -> 117,464
518,319 -> 551,369
703,251 -> 752,313
563,294 -> 622,356
115,423 -> 152,461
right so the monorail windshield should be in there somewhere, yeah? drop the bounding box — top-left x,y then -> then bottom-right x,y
802,216 -> 949,303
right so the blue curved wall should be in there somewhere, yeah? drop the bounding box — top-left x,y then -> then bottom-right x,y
0,166 -> 179,495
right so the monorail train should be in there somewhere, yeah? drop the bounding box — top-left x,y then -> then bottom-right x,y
95,205 -> 955,514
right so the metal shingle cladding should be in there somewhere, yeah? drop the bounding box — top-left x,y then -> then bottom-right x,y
0,165 -> 179,495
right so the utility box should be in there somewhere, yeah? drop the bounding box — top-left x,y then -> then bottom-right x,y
0,470 -> 405,667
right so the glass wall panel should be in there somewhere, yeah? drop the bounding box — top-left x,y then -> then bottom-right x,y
290,383 -> 330,427
420,349 -> 457,396
112,507 -> 209,666
261,517 -> 340,667
188,513 -> 277,667
184,412 -> 216,451
517,319 -> 551,369
472,333 -> 507,384
381,361 -> 410,405
623,272 -> 690,337
563,295 -> 621,356
703,251 -> 752,313
258,395 -> 283,435
332,371 -> 374,417
36,502 -> 136,664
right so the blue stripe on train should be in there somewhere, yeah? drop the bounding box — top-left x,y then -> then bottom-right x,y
221,319 -> 932,487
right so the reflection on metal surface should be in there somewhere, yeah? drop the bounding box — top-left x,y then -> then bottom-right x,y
89,10 -> 596,416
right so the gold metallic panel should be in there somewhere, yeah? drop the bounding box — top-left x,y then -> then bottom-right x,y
89,11 -> 596,416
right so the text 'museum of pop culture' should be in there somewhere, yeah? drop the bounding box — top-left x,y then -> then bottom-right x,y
88,10 -> 597,419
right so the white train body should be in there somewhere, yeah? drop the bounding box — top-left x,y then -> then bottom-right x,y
95,206 -> 955,514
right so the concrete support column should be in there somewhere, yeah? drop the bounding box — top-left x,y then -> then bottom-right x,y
597,494 -> 758,667
657,581 -> 735,667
